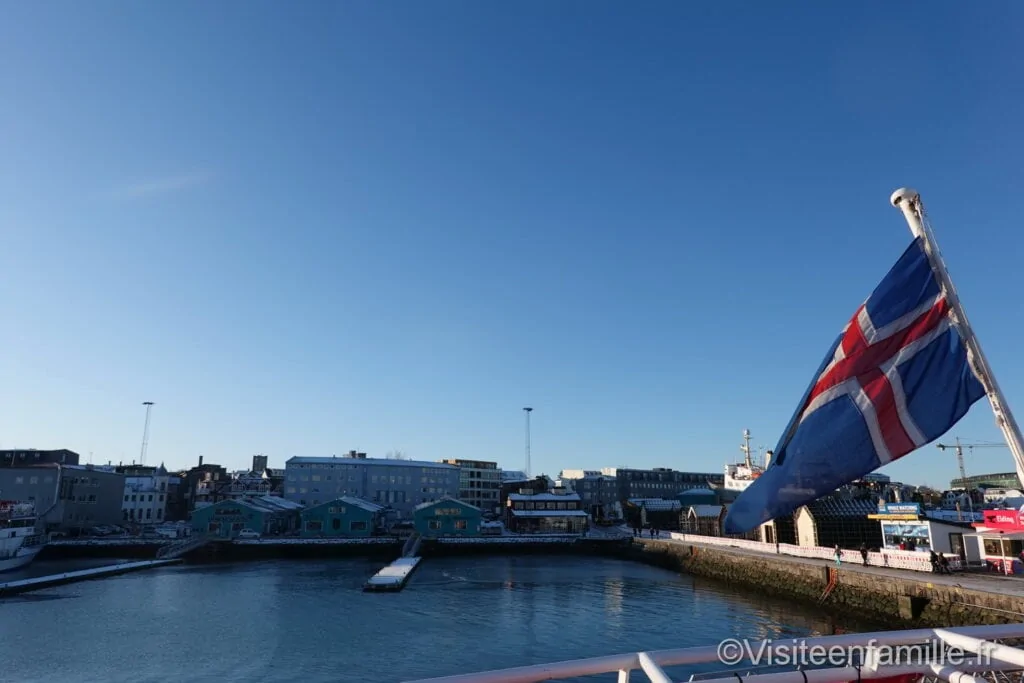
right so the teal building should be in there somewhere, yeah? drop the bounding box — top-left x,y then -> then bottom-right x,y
300,496 -> 385,537
413,498 -> 482,537
190,496 -> 303,538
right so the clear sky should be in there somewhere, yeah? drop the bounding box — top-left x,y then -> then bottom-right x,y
2,2 -> 1022,488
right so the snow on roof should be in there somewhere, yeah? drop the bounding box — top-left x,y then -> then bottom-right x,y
688,504 -> 724,517
413,497 -> 481,513
638,499 -> 681,511
339,496 -> 384,513
507,492 -> 581,502
253,495 -> 304,511
286,456 -> 457,470
510,509 -> 589,517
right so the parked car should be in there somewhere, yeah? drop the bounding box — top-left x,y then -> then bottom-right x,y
236,529 -> 261,539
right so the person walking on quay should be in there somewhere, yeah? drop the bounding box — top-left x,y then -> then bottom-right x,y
929,549 -> 939,573
859,543 -> 869,566
834,544 -> 842,567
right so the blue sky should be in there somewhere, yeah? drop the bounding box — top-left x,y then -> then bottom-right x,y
1,2 -> 1022,488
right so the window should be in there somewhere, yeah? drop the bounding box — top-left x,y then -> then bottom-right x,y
350,521 -> 368,531
306,521 -> 323,532
428,520 -> 440,530
455,520 -> 467,530
332,518 -> 341,531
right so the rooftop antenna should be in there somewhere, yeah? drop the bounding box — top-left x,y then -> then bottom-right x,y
139,402 -> 154,466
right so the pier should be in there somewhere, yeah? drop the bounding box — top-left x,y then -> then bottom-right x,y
0,559 -> 181,597
363,556 -> 422,591
632,534 -> 1024,627
364,532 -> 423,591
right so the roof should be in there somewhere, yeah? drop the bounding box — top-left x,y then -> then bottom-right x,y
688,504 -> 725,517
206,496 -> 304,514
286,456 -> 457,470
679,488 -> 717,498
507,492 -> 581,502
510,509 -> 589,517
413,497 -> 481,513
804,498 -> 879,519
250,495 -> 304,511
304,496 -> 383,514
639,499 -> 682,512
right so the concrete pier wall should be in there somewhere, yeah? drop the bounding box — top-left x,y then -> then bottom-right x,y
631,539 -> 1024,628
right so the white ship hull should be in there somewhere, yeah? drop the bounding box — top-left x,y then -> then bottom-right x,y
0,542 -> 44,572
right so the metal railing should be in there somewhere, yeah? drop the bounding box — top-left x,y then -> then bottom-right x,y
402,624 -> 1024,683
662,532 -> 964,573
156,534 -> 210,559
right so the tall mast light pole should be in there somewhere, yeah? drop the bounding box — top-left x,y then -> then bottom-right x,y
140,402 -> 154,466
523,407 -> 533,479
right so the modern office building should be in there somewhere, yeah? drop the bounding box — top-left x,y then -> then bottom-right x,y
284,451 -> 459,518
439,459 -> 501,514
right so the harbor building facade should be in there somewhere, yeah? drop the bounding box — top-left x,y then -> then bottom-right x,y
284,452 -> 460,518
558,470 -> 619,519
0,464 -> 125,531
439,459 -> 501,515
505,490 -> 588,534
300,496 -> 385,537
190,496 -> 303,538
0,449 -> 80,468
615,467 -> 724,501
413,498 -> 482,537
117,464 -> 175,525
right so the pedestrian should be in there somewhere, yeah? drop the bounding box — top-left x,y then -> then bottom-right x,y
929,550 -> 939,573
860,543 -> 869,566
834,544 -> 842,567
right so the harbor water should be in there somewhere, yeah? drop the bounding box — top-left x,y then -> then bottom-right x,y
1,555 -> 884,683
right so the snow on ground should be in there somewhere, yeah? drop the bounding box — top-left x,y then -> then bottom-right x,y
50,538 -> 171,546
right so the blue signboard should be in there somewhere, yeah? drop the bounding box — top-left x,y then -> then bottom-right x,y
880,503 -> 921,516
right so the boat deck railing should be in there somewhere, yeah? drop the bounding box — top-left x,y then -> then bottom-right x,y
402,623 -> 1024,683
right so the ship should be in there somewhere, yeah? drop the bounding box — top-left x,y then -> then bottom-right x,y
0,500 -> 47,572
722,429 -> 766,493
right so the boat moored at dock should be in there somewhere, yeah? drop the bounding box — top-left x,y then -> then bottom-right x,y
0,500 -> 46,572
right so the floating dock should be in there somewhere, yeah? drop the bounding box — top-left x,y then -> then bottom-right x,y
0,559 -> 181,597
364,556 -> 421,592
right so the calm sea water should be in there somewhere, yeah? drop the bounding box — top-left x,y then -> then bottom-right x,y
1,555 -> 883,683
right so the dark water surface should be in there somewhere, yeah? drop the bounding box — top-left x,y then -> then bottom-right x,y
1,555 -> 885,683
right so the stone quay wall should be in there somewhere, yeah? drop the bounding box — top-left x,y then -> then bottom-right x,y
630,539 -> 1024,628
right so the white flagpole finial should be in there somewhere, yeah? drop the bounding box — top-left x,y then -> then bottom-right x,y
890,188 -> 919,207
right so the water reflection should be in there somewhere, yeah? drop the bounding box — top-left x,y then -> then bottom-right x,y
1,555 -> 883,683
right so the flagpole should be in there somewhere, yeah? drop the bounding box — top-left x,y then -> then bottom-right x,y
890,187 -> 1024,490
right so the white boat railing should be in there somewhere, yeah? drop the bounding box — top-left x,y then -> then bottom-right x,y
664,532 -> 963,573
402,623 -> 1024,683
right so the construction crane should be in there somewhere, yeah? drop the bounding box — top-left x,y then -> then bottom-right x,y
935,437 -> 1006,487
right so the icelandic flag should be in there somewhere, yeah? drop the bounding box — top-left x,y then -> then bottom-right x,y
723,237 -> 986,534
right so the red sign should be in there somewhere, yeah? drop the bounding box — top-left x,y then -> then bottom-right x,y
976,509 -> 1024,531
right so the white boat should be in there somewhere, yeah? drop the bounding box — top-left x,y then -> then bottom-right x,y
722,429 -> 765,493
0,500 -> 47,572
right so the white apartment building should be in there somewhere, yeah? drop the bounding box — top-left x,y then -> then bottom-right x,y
122,468 -> 173,524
